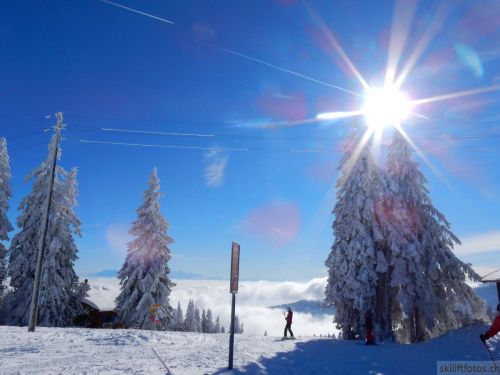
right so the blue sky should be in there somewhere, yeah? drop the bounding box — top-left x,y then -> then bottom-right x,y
1,0 -> 500,281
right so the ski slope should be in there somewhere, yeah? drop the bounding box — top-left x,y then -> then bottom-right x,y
0,324 -> 498,374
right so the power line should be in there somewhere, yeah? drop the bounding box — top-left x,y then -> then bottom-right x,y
78,139 -> 250,152
64,113 -> 317,128
72,137 -> 500,154
75,138 -> 336,153
64,113 -> 500,134
66,126 -> 336,141
65,123 -> 500,142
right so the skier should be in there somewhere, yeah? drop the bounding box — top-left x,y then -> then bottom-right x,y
480,303 -> 500,342
364,310 -> 375,345
283,307 -> 294,338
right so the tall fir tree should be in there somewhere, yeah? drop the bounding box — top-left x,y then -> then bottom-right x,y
385,131 -> 488,341
37,167 -> 82,326
195,307 -> 201,332
201,309 -> 207,333
171,302 -> 184,331
184,299 -> 198,332
324,130 -> 387,339
0,138 -> 13,302
205,309 -> 214,333
232,315 -> 242,334
5,136 -> 81,326
213,315 -> 221,334
115,168 -> 175,330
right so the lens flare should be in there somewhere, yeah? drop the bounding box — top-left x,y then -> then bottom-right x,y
363,87 -> 411,129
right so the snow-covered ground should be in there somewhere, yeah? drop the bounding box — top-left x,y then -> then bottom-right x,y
0,324 -> 498,374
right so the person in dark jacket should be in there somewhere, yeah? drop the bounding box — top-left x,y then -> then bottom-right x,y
364,310 -> 375,345
480,303 -> 500,342
284,307 -> 294,338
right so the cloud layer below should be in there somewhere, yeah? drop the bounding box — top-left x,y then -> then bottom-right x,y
87,277 -> 336,336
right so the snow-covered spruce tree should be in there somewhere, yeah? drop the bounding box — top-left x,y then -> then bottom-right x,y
324,129 -> 388,339
385,131 -> 488,342
195,307 -> 201,332
214,315 -> 221,333
201,309 -> 207,333
171,302 -> 184,331
6,136 -> 81,326
115,168 -> 175,330
0,138 -> 13,303
232,315 -> 243,334
205,309 -> 214,333
75,279 -> 91,305
37,167 -> 82,326
184,299 -> 198,332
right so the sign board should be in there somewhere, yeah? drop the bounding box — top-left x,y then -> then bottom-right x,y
230,242 -> 240,294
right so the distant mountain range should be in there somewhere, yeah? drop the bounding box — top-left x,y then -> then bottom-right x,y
270,300 -> 335,316
269,283 -> 499,317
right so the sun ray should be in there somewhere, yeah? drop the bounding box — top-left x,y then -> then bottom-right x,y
393,124 -> 456,192
385,0 -> 418,86
411,84 -> 500,106
262,117 -> 327,129
316,110 -> 364,121
394,4 -> 450,89
302,0 -> 370,90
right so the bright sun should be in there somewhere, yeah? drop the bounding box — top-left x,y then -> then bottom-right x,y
363,86 -> 411,129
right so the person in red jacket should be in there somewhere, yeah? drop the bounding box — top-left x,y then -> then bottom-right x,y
284,307 -> 294,338
364,310 -> 375,345
480,303 -> 500,342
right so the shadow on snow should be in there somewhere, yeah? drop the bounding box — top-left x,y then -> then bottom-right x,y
211,325 -> 499,375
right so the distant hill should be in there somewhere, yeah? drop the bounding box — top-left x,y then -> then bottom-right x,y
87,269 -> 117,277
270,300 -> 334,316
269,283 -> 497,317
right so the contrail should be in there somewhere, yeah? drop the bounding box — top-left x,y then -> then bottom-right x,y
101,128 -> 215,137
206,45 -> 361,97
98,0 -> 174,25
302,0 -> 369,90
97,0 -> 356,96
80,139 -> 248,151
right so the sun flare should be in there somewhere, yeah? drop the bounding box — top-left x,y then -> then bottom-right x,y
363,86 -> 411,129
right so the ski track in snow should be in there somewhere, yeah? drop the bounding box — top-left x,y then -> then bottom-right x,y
0,325 -> 499,374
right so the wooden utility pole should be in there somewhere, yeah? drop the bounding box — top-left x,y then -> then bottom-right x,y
28,112 -> 64,332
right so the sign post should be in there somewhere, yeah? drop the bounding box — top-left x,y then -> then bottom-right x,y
228,242 -> 240,370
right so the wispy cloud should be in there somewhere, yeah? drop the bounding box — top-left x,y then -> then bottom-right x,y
454,230 -> 500,255
105,224 -> 133,254
204,148 -> 228,187
240,201 -> 301,246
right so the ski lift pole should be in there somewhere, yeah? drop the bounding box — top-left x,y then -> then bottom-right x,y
228,242 -> 240,370
28,112 -> 64,332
